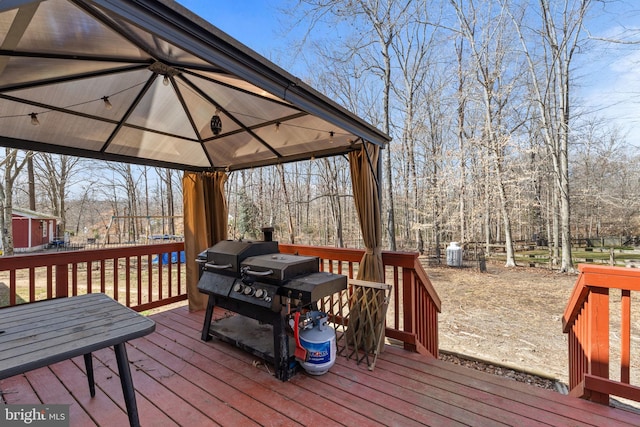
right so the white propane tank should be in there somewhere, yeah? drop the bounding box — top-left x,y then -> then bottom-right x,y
298,311 -> 336,375
446,242 -> 463,267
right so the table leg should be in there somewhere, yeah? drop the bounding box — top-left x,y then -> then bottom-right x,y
114,343 -> 140,427
83,353 -> 95,397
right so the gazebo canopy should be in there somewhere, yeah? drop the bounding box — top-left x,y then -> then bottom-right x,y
0,0 -> 389,171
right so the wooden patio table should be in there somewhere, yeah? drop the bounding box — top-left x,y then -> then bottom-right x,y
0,293 -> 155,427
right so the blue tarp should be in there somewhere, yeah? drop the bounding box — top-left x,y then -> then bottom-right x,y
152,251 -> 186,264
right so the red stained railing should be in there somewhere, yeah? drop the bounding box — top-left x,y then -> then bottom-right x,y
279,244 -> 441,358
0,242 -> 440,357
0,243 -> 186,312
563,264 -> 640,405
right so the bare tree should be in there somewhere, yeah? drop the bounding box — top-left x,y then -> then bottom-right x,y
508,0 -> 592,272
289,0 -> 417,250
33,153 -> 82,237
450,0 -> 523,266
0,149 -> 32,255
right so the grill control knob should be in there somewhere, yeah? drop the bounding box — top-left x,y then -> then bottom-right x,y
243,286 -> 255,296
255,288 -> 265,299
264,296 -> 272,303
232,283 -> 244,293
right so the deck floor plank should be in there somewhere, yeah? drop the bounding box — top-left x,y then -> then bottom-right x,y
371,352 -> 590,426
89,346 -> 213,427
0,374 -> 41,405
141,334 -> 320,425
2,303 -> 639,427
130,336 -> 287,426
48,358 -> 130,427
23,364 -> 97,427
329,357 -> 525,426
153,308 -> 377,426
382,346 -> 640,426
71,353 -> 177,426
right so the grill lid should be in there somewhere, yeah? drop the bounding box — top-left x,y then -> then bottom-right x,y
241,254 -> 319,282
206,240 -> 279,274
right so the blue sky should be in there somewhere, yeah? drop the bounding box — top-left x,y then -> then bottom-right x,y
177,1 -> 640,147
177,1 -> 294,56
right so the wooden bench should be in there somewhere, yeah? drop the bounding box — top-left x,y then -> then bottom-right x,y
0,293 -> 155,427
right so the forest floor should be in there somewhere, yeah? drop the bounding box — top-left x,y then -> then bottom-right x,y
424,257 -> 640,408
423,260 -> 580,385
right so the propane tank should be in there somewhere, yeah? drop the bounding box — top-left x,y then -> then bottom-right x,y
296,311 -> 336,375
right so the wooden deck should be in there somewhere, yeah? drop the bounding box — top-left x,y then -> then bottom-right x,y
2,304 -> 639,426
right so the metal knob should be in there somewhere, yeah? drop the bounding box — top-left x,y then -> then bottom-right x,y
243,286 -> 255,296
255,288 -> 265,299
232,283 -> 244,293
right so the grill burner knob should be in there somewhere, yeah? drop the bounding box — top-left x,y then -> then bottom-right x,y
255,288 -> 265,299
243,286 -> 255,296
232,283 -> 244,293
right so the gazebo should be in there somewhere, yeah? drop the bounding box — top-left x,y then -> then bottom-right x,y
0,0 -> 390,309
1,2 -> 638,420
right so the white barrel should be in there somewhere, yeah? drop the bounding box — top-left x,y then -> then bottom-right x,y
298,312 -> 336,375
446,242 -> 463,267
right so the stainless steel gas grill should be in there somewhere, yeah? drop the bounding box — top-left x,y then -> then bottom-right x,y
197,233 -> 347,381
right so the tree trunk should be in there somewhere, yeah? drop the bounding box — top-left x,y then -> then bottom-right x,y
28,156 -> 36,211
1,149 -> 31,256
276,164 -> 295,244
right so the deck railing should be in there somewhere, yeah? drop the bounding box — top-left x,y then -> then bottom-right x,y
0,243 -> 186,312
563,264 -> 640,405
0,242 -> 440,357
279,244 -> 441,357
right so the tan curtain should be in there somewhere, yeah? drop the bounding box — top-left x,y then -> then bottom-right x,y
183,170 -> 228,311
349,142 -> 384,282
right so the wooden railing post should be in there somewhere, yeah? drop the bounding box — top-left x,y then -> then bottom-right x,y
55,263 -> 68,298
587,287 -> 609,405
402,267 -> 416,352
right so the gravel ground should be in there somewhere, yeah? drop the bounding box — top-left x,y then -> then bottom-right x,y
424,260 -> 577,392
439,350 -> 560,391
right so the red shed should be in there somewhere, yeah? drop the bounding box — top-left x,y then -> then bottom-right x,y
11,208 -> 58,252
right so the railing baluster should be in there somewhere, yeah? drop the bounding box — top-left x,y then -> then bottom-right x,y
393,267 -> 400,330
72,263 -> 78,296
177,254 -> 182,296
147,254 -> 153,304
46,266 -> 52,300
9,269 -> 16,305
137,255 -> 142,306
126,257 -> 131,307
87,261 -> 92,294
158,253 -> 163,301
100,259 -> 106,293
29,268 -> 35,302
621,289 -> 631,384
168,255 -> 173,298
113,257 -> 118,301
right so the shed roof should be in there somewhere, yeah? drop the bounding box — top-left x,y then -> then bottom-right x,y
12,207 -> 59,220
0,0 -> 389,171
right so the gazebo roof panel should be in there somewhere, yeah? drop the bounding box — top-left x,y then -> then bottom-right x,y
0,0 -> 390,171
